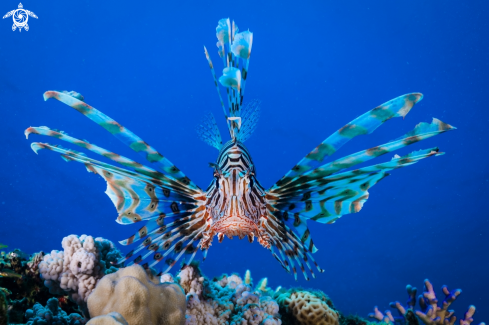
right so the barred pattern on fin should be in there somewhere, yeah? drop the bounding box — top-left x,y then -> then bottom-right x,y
43,90 -> 199,190
205,19 -> 255,140
27,18 -> 458,282
271,117 -> 455,195
265,101 -> 455,277
272,93 -> 424,190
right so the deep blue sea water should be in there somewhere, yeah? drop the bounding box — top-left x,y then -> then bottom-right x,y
1,0 -> 488,321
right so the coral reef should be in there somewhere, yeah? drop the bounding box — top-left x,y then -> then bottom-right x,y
169,264 -> 344,325
24,297 -> 86,324
39,235 -> 122,305
167,263 -> 282,325
87,264 -> 186,325
0,249 -> 50,306
86,312 -> 128,325
275,288 -> 339,325
3,235 -> 485,325
0,289 -> 7,325
178,264 -> 205,297
368,279 -> 485,325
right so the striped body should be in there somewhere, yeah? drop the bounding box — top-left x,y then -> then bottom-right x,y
201,140 -> 269,249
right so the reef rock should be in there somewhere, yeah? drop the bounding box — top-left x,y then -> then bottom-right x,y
87,264 -> 186,325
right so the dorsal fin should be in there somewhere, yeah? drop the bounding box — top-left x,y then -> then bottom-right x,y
196,112 -> 222,150
236,99 -> 260,143
204,18 -> 254,141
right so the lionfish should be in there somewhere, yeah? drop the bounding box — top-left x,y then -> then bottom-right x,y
25,18 -> 455,280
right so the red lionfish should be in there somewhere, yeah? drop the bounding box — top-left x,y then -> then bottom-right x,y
26,18 -> 455,280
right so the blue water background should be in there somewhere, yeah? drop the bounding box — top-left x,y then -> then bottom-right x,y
1,0 -> 488,320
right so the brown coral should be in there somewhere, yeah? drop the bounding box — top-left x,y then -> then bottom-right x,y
277,290 -> 339,325
87,265 -> 186,325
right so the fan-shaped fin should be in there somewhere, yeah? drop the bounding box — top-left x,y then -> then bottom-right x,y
269,148 -> 442,225
25,126 -> 201,196
28,138 -> 207,274
272,93 -> 425,190
264,214 -> 322,281
196,113 -> 222,150
236,99 -> 261,143
42,90 -> 198,190
119,223 -> 205,274
272,117 -> 455,193
205,19 -> 254,139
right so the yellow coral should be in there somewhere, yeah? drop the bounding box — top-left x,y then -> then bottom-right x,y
244,270 -> 252,285
257,278 -> 268,291
87,265 -> 186,325
281,291 -> 339,325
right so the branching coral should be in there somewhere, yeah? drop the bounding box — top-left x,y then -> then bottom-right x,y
173,264 -> 282,325
368,279 -> 485,325
24,297 -> 86,325
39,235 -> 122,305
87,264 -> 186,325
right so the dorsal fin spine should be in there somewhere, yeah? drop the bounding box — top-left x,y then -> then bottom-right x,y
205,18 -> 254,140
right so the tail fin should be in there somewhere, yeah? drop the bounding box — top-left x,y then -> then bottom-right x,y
204,18 -> 257,142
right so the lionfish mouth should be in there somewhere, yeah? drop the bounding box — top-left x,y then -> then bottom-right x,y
213,214 -> 260,239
